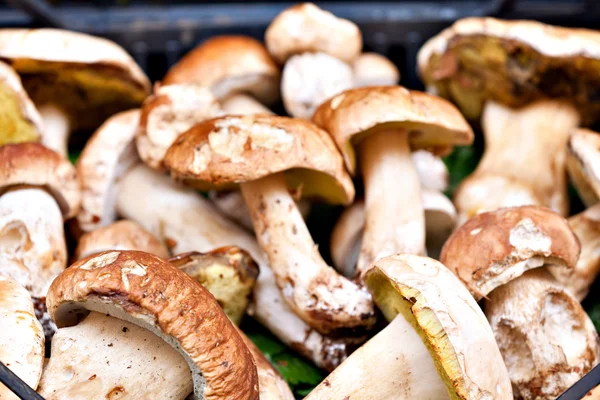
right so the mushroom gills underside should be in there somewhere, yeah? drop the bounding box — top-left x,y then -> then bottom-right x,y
0,80 -> 39,145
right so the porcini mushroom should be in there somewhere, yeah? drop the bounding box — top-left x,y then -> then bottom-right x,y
74,220 -> 170,261
441,205 -> 600,399
312,86 -> 472,279
0,276 -> 44,399
38,250 -> 259,400
0,142 -> 80,337
163,114 -> 376,335
331,188 -> 457,277
0,60 -> 43,146
306,254 -> 513,400
352,52 -> 400,87
418,18 -> 600,223
0,28 -> 150,156
566,128 -> 600,207
265,3 -> 361,119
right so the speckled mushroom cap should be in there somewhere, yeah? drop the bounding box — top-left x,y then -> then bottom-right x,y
0,276 -> 44,400
0,142 -> 80,219
0,60 -> 43,145
440,205 -> 580,299
74,220 -> 170,261
162,36 -> 280,105
163,114 -> 355,205
312,86 -> 473,174
0,28 -> 150,131
364,254 -> 513,400
417,17 -> 600,123
566,128 -> 600,207
265,3 -> 362,64
47,250 -> 259,400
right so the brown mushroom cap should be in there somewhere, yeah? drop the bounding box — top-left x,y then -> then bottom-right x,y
352,52 -> 400,87
163,114 -> 355,204
47,250 -> 259,400
162,36 -> 280,105
265,3 -> 362,64
417,17 -> 600,123
74,220 -> 170,261
0,142 -> 80,218
0,28 -> 150,131
566,128 -> 600,207
312,86 -> 473,174
0,60 -> 43,145
440,205 -> 580,299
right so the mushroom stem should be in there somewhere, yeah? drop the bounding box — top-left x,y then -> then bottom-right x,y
37,104 -> 71,156
306,315 -> 448,399
38,312 -> 192,399
241,172 -> 375,335
221,94 -> 273,115
357,130 -> 424,277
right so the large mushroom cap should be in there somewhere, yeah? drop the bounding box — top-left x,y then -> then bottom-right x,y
47,250 -> 259,400
0,142 -> 80,218
163,114 -> 355,205
312,86 -> 473,174
0,28 -> 150,131
566,128 -> 600,207
418,17 -> 600,123
265,3 -> 362,64
162,36 -> 280,105
0,276 -> 44,399
0,60 -> 43,145
440,205 -> 580,299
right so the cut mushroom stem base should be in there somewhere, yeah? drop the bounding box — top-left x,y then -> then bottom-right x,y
306,314 -> 448,400
357,129 -> 424,277
37,104 -> 71,157
241,172 -> 375,335
38,312 -> 192,399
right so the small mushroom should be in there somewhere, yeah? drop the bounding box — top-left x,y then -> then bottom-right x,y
163,115 -> 376,335
169,248 -> 259,325
0,276 -> 44,399
441,206 -> 600,399
0,28 -> 150,156
38,250 -> 259,400
351,52 -> 400,87
411,149 -> 450,192
331,188 -> 457,277
306,254 -> 513,400
0,60 -> 43,145
313,86 -> 472,279
418,18 -> 600,223
74,220 -> 170,261
266,3 -> 361,119
566,128 -> 600,207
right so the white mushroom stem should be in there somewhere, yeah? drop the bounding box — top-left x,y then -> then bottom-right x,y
241,172 -> 374,334
117,164 -> 357,369
37,104 -> 71,157
305,315 -> 448,400
357,130 -> 424,277
221,94 -> 274,115
38,312 -> 192,399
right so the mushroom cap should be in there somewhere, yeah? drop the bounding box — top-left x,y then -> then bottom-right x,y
77,109 -> 140,232
417,17 -> 600,123
169,247 -> 259,325
265,3 -> 362,64
486,268 -> 600,399
312,86 -> 473,174
162,36 -> 280,105
0,60 -> 43,145
47,250 -> 259,400
163,115 -> 355,205
364,254 -> 513,400
566,128 -> 600,207
0,276 -> 44,399
0,142 -> 80,218
352,52 -> 400,87
74,220 -> 170,261
0,28 -> 150,131
137,84 -> 223,170
440,205 -> 580,299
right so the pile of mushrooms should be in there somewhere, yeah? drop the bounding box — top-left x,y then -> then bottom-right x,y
1,5 -> 600,400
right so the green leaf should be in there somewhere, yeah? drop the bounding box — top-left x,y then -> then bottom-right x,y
68,151 -> 80,165
443,146 -> 480,197
587,303 -> 600,332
